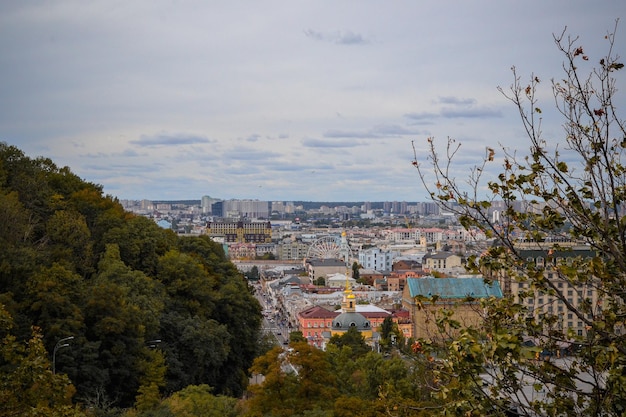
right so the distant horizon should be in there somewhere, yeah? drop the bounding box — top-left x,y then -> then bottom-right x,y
129,198 -> 425,204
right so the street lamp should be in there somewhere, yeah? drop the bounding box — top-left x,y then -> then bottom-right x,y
53,336 -> 74,375
146,339 -> 162,349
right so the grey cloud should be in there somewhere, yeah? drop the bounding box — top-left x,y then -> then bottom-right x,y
271,162 -> 334,172
404,112 -> 439,121
301,138 -> 361,148
404,105 -> 502,121
221,148 -> 282,161
323,129 -> 379,139
131,134 -> 212,147
325,125 -> 424,139
81,149 -> 144,158
304,29 -> 369,45
371,124 -> 426,136
440,107 -> 502,118
84,162 -> 163,173
437,96 -> 476,105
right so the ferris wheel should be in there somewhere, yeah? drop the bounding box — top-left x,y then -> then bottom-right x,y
306,234 -> 353,265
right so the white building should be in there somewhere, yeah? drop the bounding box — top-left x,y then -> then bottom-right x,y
358,247 -> 399,272
223,199 -> 270,219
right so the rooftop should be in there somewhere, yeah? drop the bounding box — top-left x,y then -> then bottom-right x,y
406,277 -> 502,299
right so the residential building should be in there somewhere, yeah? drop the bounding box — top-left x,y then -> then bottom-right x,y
223,199 -> 270,219
422,251 -> 464,275
298,306 -> 337,348
387,270 -> 424,292
496,242 -> 600,338
279,241 -> 310,260
358,247 -> 398,272
402,277 -> 503,341
326,272 -> 357,288
393,259 -> 422,271
227,243 -> 257,260
206,220 -> 271,243
304,258 -> 347,283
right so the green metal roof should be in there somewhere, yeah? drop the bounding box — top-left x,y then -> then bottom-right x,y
407,277 -> 502,299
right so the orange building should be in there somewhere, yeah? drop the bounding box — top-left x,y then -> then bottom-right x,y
298,306 -> 337,348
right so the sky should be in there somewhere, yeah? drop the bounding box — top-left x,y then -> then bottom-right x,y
1,1 -> 624,202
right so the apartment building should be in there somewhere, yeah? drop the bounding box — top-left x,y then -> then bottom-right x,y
500,242 -> 600,338
358,247 -> 399,272
206,220 -> 271,243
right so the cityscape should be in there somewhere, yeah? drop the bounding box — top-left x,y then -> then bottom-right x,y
120,196 -> 598,350
2,0 -> 623,413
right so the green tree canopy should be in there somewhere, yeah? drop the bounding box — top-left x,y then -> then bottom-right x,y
328,327 -> 371,358
0,142 -> 263,412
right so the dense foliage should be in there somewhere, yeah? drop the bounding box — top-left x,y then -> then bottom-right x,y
242,340 -> 439,417
0,143 -> 262,414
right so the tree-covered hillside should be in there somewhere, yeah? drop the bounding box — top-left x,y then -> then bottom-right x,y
0,143 -> 262,413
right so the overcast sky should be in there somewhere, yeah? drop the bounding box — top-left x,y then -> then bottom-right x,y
1,1 -> 624,202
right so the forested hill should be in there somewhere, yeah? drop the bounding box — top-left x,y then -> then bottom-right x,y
0,143 -> 262,410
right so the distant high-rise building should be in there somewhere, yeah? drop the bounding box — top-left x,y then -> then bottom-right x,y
201,195 -> 221,214
223,199 -> 270,219
272,201 -> 285,213
212,201 -> 224,217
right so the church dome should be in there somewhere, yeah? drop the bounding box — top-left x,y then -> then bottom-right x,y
332,311 -> 370,331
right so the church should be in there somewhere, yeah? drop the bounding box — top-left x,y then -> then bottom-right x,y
319,275 -> 377,348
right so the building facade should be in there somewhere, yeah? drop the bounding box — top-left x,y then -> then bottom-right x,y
402,277 -> 503,341
206,220 -> 272,244
358,247 -> 398,272
422,251 -> 464,275
499,242 -> 600,338
223,199 -> 270,219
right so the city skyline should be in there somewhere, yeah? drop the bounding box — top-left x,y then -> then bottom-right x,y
1,1 -> 623,202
